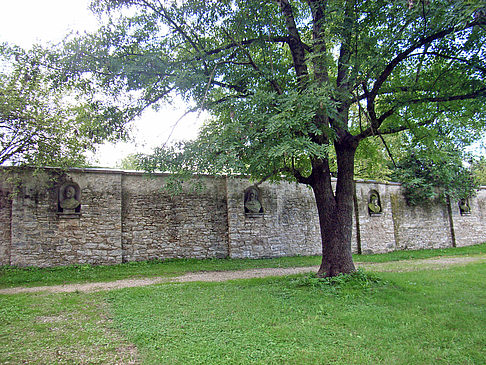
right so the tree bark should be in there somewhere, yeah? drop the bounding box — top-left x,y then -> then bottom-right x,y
311,139 -> 357,277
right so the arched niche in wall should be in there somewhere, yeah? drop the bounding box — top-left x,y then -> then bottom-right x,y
57,182 -> 81,217
368,190 -> 383,216
458,198 -> 471,216
244,186 -> 264,217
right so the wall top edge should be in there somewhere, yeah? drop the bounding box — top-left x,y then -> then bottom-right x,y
0,166 -> 223,178
0,165 -> 126,175
1,166 -> 484,190
353,178 -> 401,186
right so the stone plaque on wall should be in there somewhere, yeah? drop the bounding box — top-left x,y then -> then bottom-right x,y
244,186 -> 264,217
459,198 -> 471,216
368,190 -> 382,216
58,182 -> 81,217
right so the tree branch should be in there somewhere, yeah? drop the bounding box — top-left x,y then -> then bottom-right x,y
140,0 -> 202,56
370,21 -> 481,100
377,117 -> 437,136
336,0 -> 354,91
205,36 -> 299,56
221,28 -> 283,95
205,93 -> 253,107
406,87 -> 486,105
275,0 -> 309,84
356,86 -> 485,140
411,51 -> 486,74
211,80 -> 247,93
307,0 -> 329,84
367,17 -> 486,129
281,165 -> 313,185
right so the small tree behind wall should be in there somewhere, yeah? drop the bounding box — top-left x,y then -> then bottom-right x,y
57,0 -> 486,276
0,43 -> 133,167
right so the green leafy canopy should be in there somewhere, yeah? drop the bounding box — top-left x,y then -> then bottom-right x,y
391,143 -> 477,205
53,0 -> 485,189
0,42 -> 131,167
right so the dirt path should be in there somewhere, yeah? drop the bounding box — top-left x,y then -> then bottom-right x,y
1,254 -> 485,295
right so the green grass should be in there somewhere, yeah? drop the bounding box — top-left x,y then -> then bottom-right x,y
0,292 -> 137,364
356,242 -> 486,263
0,255 -> 319,289
108,263 -> 486,364
1,243 -> 485,288
1,258 -> 486,364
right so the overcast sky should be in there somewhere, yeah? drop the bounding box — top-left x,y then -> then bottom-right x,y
0,0 -> 203,168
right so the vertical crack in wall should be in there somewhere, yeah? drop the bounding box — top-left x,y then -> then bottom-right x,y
446,195 -> 456,248
352,181 -> 362,255
120,172 -> 127,262
224,176 -> 232,258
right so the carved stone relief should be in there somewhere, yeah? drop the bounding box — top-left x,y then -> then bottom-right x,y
459,198 -> 471,216
368,190 -> 382,216
244,186 -> 263,216
58,182 -> 81,216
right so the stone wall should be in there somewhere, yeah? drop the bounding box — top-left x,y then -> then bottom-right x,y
354,180 -> 400,254
390,192 -> 454,251
6,169 -> 123,267
451,189 -> 486,247
121,173 -> 229,261
226,178 -> 321,259
0,167 -> 485,267
0,180 -> 11,266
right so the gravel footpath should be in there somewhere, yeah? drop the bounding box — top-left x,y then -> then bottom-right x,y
0,266 -> 320,295
1,255 -> 485,295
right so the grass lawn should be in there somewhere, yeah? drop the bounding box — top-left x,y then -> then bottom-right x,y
1,243 -> 486,289
0,292 -> 137,364
1,245 -> 486,364
106,265 -> 486,364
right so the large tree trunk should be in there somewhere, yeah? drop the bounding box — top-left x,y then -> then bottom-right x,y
311,139 -> 358,277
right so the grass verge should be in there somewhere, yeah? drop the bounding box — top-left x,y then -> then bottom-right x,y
356,242 -> 486,263
1,260 -> 485,364
107,263 -> 486,364
0,243 -> 485,289
0,292 -> 137,364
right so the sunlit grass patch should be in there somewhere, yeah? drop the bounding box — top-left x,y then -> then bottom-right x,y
0,292 -> 138,364
106,263 -> 486,364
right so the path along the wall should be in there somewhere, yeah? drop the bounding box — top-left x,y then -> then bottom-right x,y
0,168 -> 484,267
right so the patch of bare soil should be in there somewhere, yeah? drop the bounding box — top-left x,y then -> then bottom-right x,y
1,254 -> 485,295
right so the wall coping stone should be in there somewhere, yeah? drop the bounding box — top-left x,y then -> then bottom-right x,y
1,166 -> 485,190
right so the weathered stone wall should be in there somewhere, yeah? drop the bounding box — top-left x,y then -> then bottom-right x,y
390,194 -> 451,251
355,180 -> 400,254
0,167 -> 485,267
226,178 -> 321,259
121,173 -> 229,261
451,188 -> 486,247
5,169 -> 123,267
355,182 -> 486,252
0,180 -> 11,265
